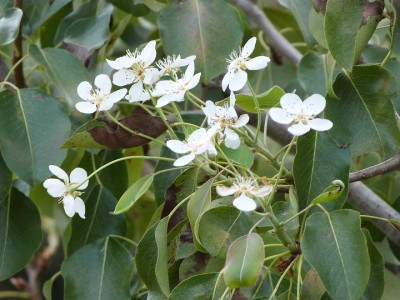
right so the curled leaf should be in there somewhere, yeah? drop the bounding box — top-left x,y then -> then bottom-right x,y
311,180 -> 345,204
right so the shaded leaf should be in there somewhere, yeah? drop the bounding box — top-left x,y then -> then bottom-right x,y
298,51 -> 326,96
235,86 -> 285,113
386,0 -> 400,59
0,88 -> 70,185
219,143 -> 254,169
43,271 -> 61,300
106,0 -> 149,16
301,269 -> 326,300
0,7 -> 22,45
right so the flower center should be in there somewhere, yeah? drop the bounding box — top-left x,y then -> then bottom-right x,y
89,89 -> 108,108
293,111 -> 313,125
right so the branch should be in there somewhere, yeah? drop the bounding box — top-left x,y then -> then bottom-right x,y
13,0 -> 26,88
228,0 -> 302,65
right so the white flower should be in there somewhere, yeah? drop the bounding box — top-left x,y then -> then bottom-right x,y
106,40 -> 160,101
43,165 -> 88,219
216,176 -> 272,212
76,74 -> 127,114
156,54 -> 196,77
166,128 -> 217,166
153,62 -> 201,108
202,93 -> 249,149
222,37 -> 270,92
269,93 -> 333,136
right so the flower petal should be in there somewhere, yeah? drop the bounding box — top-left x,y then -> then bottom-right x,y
187,73 -> 201,90
63,195 -> 75,217
184,62 -> 195,78
233,193 -> 257,212
241,37 -> 256,57
222,70 -> 234,91
139,40 -> 157,66
49,165 -> 69,181
288,123 -> 310,136
106,58 -> 124,70
224,128 -> 240,149
143,68 -> 160,85
245,56 -> 270,70
216,185 -> 237,197
70,168 -> 88,190
167,140 -> 190,154
112,69 -> 135,86
43,179 -> 66,197
128,82 -> 143,102
302,94 -> 326,115
156,93 -> 180,107
207,142 -> 217,156
188,128 -> 207,146
309,118 -> 333,131
251,185 -> 273,197
179,55 -> 196,66
76,102 -> 97,114
99,99 -> 114,111
74,197 -> 86,219
229,69 -> 247,92
229,92 -> 236,107
94,74 -> 112,93
280,93 -> 303,114
202,100 -> 216,120
174,154 -> 195,167
269,108 -> 295,125
108,88 -> 127,103
77,81 -> 92,100
233,114 -> 249,128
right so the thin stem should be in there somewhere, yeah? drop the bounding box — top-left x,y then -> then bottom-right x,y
171,102 -> 188,135
187,91 -> 206,106
247,80 -> 262,143
269,256 -> 298,299
263,243 -> 284,248
167,193 -> 194,221
110,234 -> 138,247
220,287 -> 231,300
216,144 -> 241,176
3,54 -> 28,84
360,214 -> 394,223
0,292 -> 30,299
280,203 -> 314,226
296,255 -> 303,300
264,251 -> 291,261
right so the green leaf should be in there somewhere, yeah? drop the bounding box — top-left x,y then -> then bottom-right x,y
272,200 -> 299,239
293,131 -> 350,210
169,273 -> 227,300
62,237 -> 134,300
158,0 -> 243,82
235,86 -> 285,113
311,180 -> 345,205
219,143 -> 254,169
0,188 -> 42,281
0,88 -> 70,185
198,206 -> 254,257
106,0 -> 149,16
43,271 -> 61,300
325,65 -> 400,158
114,174 -> 154,214
386,0 -> 400,60
223,233 -> 264,288
136,218 -> 170,298
0,7 -> 22,45
29,45 -> 90,108
298,51 -> 326,96
301,210 -> 370,300
67,185 -> 126,256
300,269 -> 326,300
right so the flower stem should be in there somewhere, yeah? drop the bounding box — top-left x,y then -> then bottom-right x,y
247,80 -> 262,143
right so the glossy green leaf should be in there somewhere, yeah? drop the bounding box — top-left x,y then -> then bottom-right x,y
311,180 -> 345,205
29,45 -> 90,107
293,131 -> 350,210
136,218 -> 169,298
301,210 -> 370,300
0,88 -> 70,185
158,0 -> 243,82
325,65 -> 400,158
235,86 -> 285,113
0,7 -> 22,45
114,174 -> 154,214
298,51 -> 326,96
67,185 -> 126,255
0,188 -> 42,281
219,143 -> 254,169
300,269 -> 326,300
198,206 -> 254,257
169,272 -> 226,300
62,237 -> 134,300
223,233 -> 264,288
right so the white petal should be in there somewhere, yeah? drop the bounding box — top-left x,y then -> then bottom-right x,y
128,82 -> 143,102
174,154 -> 196,167
195,142 -> 209,155
288,123 -> 310,136
74,197 -> 86,219
166,140 -> 190,154
229,92 -> 236,108
43,179 -> 66,197
222,70 -> 234,92
106,58 -> 124,70
269,108 -> 295,124
224,128 -> 240,149
188,128 -> 207,146
153,80 -> 175,96
94,74 -> 112,93
139,40 -> 157,66
77,81 -> 92,100
63,195 -> 75,217
76,102 -> 97,114
241,37 -> 256,58
156,93 -> 179,107
187,73 -> 201,90
185,62 -> 195,78
227,106 -> 238,120
216,185 -> 237,197
302,94 -> 326,115
233,193 -> 257,212
251,185 -> 272,197
309,118 -> 333,131
207,142 -> 217,156
202,100 -> 216,120
70,168 -> 88,190
233,114 -> 249,128
108,88 -> 127,103
99,99 -> 114,111
245,56 -> 270,70
114,55 -> 134,68
229,69 -> 247,92
280,93 -> 303,114
49,165 -> 69,181
112,69 -> 135,86
179,55 -> 196,66
143,68 -> 160,85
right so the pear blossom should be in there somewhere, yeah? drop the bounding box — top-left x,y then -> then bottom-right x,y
156,54 -> 196,77
106,40 -> 159,101
76,74 -> 127,114
269,93 -> 333,136
202,93 -> 249,149
43,165 -> 88,219
153,62 -> 201,108
222,37 -> 270,92
166,128 -> 217,167
216,177 -> 272,212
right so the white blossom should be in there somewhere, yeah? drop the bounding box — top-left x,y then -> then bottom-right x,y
216,176 -> 272,212
156,54 -> 196,77
76,74 -> 127,114
222,37 -> 270,92
166,128 -> 217,167
202,93 -> 249,149
43,165 -> 88,219
269,93 -> 333,136
153,62 -> 201,108
106,40 -> 159,102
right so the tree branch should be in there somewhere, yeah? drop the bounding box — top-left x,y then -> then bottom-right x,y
228,0 -> 302,65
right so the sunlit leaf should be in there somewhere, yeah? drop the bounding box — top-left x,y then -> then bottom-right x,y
0,7 -> 22,45
234,86 -> 285,113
